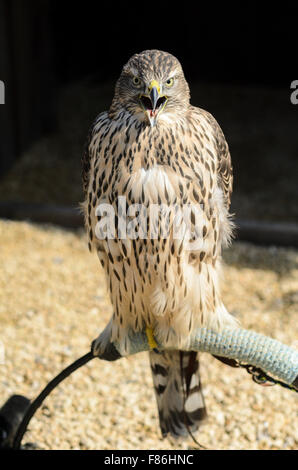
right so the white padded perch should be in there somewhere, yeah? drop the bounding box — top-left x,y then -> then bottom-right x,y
112,327 -> 298,390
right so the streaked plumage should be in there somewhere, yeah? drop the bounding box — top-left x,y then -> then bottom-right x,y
82,50 -> 237,438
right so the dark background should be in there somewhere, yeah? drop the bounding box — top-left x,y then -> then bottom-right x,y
0,0 -> 297,224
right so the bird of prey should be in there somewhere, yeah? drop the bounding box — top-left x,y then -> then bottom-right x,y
82,50 -> 237,439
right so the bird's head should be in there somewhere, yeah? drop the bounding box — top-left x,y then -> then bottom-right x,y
110,50 -> 190,127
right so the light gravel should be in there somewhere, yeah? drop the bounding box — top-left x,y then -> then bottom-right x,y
0,220 -> 297,450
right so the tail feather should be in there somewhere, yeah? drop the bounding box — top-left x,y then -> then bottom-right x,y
150,350 -> 207,438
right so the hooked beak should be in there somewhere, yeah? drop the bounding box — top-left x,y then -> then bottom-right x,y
139,80 -> 168,127
149,85 -> 159,113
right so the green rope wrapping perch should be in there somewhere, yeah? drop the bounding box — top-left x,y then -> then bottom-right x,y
113,327 -> 298,389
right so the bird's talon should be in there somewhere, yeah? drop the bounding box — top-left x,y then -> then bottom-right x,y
91,339 -> 121,362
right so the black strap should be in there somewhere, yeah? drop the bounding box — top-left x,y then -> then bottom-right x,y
212,354 -> 239,368
12,351 -> 94,449
213,354 -> 298,393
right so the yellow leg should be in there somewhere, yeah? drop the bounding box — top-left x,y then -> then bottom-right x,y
146,327 -> 158,350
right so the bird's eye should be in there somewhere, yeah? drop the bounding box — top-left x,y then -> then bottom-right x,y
165,77 -> 174,88
132,76 -> 141,87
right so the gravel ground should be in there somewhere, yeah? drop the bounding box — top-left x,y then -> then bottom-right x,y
0,220 -> 297,450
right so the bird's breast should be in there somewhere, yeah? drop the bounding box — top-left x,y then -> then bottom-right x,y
127,165 -> 178,206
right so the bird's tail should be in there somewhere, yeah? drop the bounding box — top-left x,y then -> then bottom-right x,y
149,350 -> 207,439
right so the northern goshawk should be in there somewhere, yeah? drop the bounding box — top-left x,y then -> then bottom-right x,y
82,50 -> 236,438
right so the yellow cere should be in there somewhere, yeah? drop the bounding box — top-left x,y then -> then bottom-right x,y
148,80 -> 161,94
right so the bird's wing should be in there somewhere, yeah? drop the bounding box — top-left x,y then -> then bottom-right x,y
81,111 -> 108,197
208,113 -> 233,209
82,111 -> 114,256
